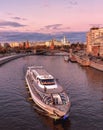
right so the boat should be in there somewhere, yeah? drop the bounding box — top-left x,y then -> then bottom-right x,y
64,56 -> 69,62
25,66 -> 71,120
69,54 -> 77,63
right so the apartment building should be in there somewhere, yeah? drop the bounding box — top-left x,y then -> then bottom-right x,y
86,27 -> 103,56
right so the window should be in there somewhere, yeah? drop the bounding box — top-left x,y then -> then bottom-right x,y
40,79 -> 55,85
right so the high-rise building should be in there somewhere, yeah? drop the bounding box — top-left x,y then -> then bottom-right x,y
86,27 -> 103,56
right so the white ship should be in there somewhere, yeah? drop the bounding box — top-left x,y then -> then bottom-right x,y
25,66 -> 70,120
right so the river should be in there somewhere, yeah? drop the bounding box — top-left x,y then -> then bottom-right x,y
0,55 -> 103,130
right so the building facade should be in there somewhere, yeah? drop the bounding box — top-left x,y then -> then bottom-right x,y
86,27 -> 103,56
45,39 -> 62,47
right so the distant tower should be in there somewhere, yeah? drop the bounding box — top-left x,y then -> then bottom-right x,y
63,36 -> 66,44
50,39 -> 54,50
61,36 -> 69,45
25,40 -> 30,49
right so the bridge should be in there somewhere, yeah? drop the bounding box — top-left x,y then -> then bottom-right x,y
34,49 -> 69,56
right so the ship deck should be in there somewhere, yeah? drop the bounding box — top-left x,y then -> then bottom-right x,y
33,79 -> 64,94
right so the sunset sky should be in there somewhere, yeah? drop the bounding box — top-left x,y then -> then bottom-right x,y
0,0 -> 103,34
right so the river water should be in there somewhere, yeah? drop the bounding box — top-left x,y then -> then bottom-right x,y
0,55 -> 103,130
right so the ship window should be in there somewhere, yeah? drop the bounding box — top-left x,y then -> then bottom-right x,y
40,79 -> 55,85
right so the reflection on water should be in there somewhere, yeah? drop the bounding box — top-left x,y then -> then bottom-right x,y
33,104 -> 71,130
0,55 -> 103,130
85,67 -> 103,83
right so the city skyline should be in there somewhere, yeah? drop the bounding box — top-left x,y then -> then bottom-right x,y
0,0 -> 103,34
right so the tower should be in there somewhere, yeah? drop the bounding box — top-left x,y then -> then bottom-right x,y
50,39 -> 54,50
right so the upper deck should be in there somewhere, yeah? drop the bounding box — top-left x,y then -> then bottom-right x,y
29,66 -> 54,79
27,66 -> 64,92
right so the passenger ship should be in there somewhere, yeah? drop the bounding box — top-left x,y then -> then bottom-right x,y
25,66 -> 70,120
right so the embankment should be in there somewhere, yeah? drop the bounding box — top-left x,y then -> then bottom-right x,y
0,53 -> 32,66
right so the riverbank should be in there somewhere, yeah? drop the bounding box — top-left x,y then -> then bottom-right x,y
71,52 -> 103,71
0,51 -> 69,66
0,53 -> 33,66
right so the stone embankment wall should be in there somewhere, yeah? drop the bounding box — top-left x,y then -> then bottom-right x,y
0,54 -> 31,66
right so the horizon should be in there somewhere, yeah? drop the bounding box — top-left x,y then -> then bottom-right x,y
0,31 -> 86,43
